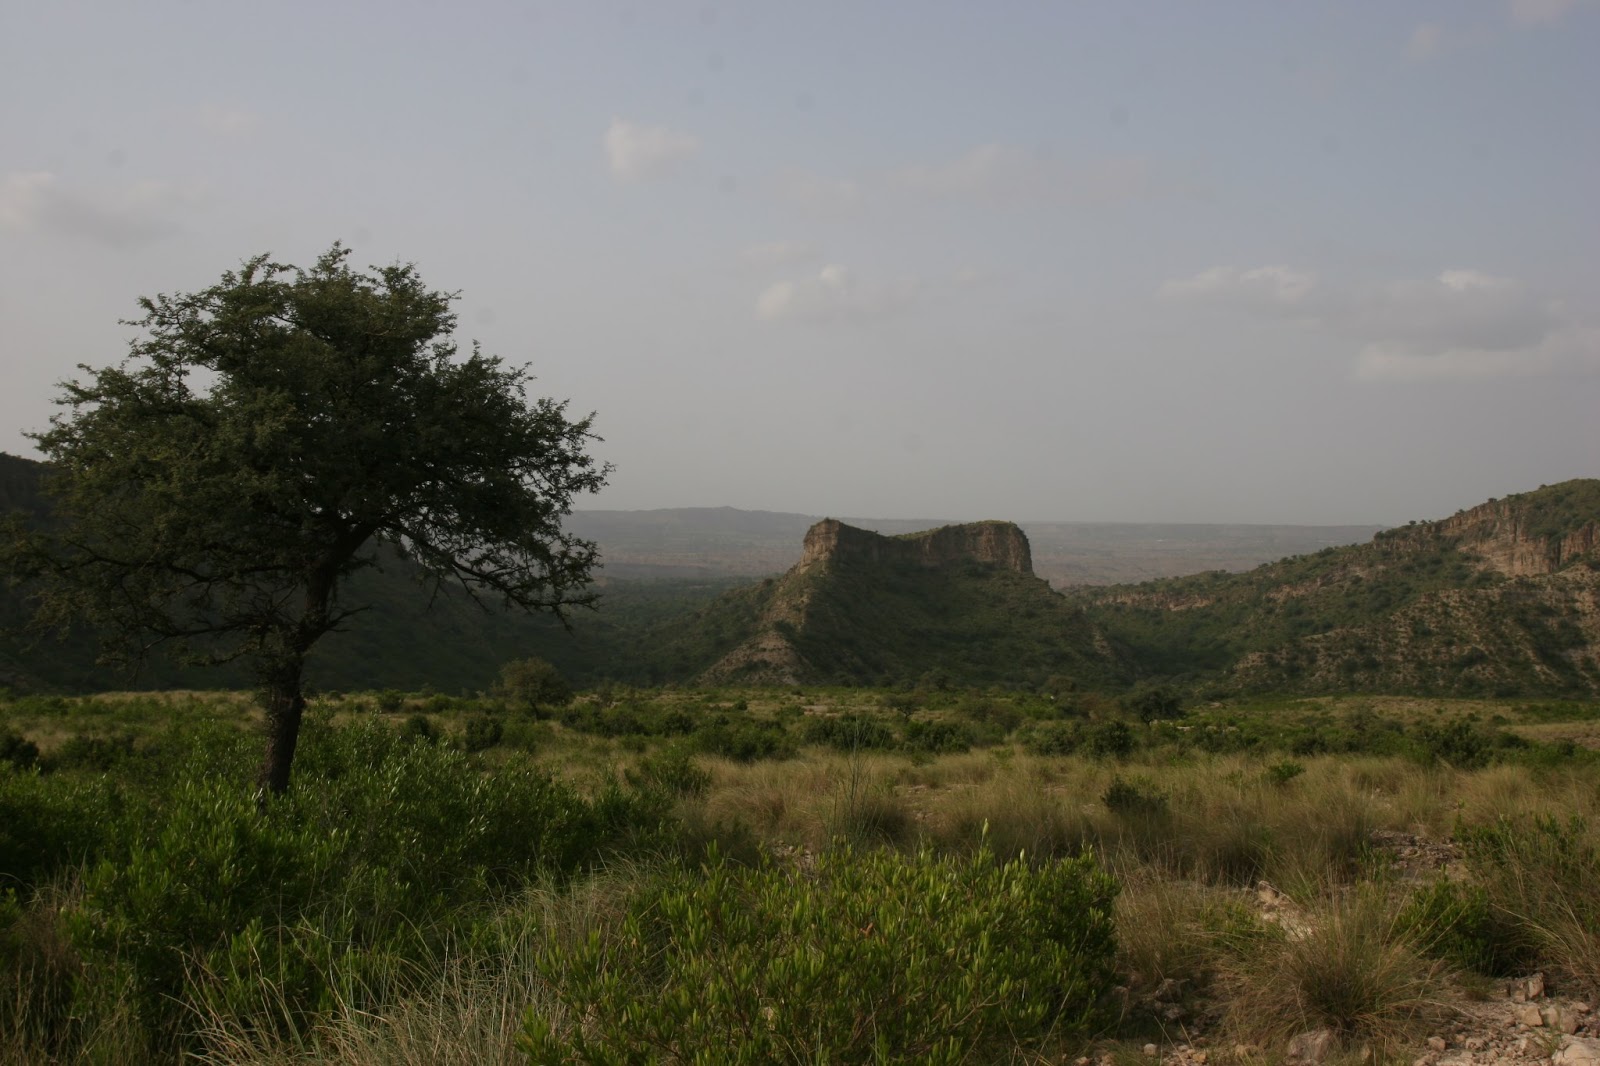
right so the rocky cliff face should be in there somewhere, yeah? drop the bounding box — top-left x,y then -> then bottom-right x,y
799,519 -> 1034,575
1438,498 -> 1600,577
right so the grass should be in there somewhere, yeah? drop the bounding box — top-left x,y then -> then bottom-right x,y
3,686 -> 1599,1063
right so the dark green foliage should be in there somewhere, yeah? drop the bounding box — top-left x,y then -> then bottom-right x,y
1102,776 -> 1169,818
625,746 -> 712,798
1021,720 -> 1082,756
1264,760 -> 1306,786
461,712 -> 504,753
497,656 -> 574,714
901,717 -> 976,754
693,715 -> 795,762
1398,879 -> 1532,976
45,731 -> 139,772
399,713 -> 439,744
0,729 -> 38,770
5,721 -> 661,1053
522,844 -> 1120,1064
1085,720 -> 1136,759
5,246 -> 608,791
1128,685 -> 1185,724
802,712 -> 899,751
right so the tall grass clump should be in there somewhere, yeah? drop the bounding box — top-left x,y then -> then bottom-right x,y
1458,813 -> 1600,996
1218,886 -> 1453,1059
522,842 -> 1120,1064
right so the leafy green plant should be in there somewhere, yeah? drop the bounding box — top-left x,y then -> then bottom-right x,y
1264,760 -> 1306,786
522,843 -> 1120,1064
1398,879 -> 1532,976
1102,776 -> 1169,818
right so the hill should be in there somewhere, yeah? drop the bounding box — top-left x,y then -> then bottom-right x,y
648,518 -> 1127,687
1074,480 -> 1600,696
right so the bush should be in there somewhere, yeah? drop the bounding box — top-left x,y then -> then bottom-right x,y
693,717 -> 794,762
625,747 -> 711,798
399,713 -> 438,744
461,713 -> 504,753
1398,879 -> 1532,976
802,713 -> 898,751
1085,720 -> 1136,759
54,721 -> 661,1052
1021,721 -> 1081,756
1264,760 -> 1306,787
901,718 -> 974,755
497,657 -> 573,715
0,730 -> 39,771
1102,776 -> 1169,818
522,843 -> 1120,1063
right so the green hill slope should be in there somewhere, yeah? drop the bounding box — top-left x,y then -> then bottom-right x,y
1075,480 -> 1600,696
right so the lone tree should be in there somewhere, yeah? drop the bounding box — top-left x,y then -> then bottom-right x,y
8,244 -> 609,795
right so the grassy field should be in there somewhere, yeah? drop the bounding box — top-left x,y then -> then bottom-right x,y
3,685 -> 1598,1064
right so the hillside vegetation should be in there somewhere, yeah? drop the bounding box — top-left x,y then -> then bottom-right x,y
1076,480 -> 1600,697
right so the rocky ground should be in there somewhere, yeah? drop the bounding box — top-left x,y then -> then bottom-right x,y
1090,829 -> 1599,1066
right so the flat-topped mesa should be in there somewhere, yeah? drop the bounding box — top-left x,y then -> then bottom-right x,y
800,518 -> 1034,575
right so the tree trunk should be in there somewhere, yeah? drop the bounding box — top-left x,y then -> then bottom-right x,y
258,656 -> 307,801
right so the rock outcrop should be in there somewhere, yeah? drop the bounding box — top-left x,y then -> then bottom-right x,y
691,519 -> 1117,687
799,519 -> 1034,575
1438,496 -> 1600,577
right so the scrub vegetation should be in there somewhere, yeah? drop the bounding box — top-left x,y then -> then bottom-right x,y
3,685 -> 1597,1064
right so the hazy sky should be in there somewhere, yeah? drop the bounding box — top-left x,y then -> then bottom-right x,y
2,1 -> 1595,525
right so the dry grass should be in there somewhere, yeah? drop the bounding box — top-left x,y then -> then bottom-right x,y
1217,885 -> 1457,1060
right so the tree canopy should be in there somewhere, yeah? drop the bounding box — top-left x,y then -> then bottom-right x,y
7,244 -> 609,792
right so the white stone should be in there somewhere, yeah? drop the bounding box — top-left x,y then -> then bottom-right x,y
1287,1028 -> 1336,1064
1553,1036 -> 1600,1066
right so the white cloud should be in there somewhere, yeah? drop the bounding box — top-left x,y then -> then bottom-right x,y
0,170 -> 190,248
756,264 -> 921,323
740,240 -> 820,269
604,118 -> 700,182
1160,265 -> 1317,310
1347,270 -> 1551,355
1163,263 -> 1596,381
1508,0 -> 1590,24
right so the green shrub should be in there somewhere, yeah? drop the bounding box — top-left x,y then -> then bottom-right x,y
399,713 -> 439,744
1021,721 -> 1081,756
1398,879 -> 1532,976
522,843 -> 1119,1064
901,718 -> 974,755
57,721 -> 662,1051
1085,720 -> 1135,759
46,732 -> 138,773
802,712 -> 898,751
1102,776 -> 1169,818
1264,760 -> 1306,786
693,716 -> 795,762
625,747 -> 711,798
497,657 -> 573,715
461,713 -> 504,753
0,730 -> 39,771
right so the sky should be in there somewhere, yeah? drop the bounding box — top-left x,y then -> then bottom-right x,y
1,1 -> 1596,526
